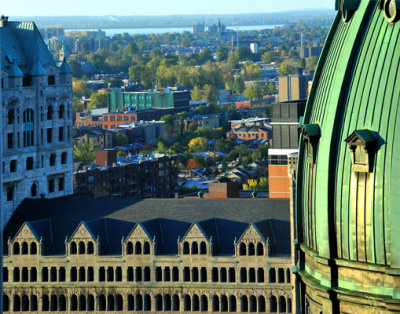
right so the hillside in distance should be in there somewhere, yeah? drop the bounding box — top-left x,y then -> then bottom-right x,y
12,10 -> 336,29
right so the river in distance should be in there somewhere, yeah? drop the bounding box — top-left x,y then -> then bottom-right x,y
65,25 -> 281,37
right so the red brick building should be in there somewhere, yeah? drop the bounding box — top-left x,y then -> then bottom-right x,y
74,152 -> 178,199
75,113 -> 103,128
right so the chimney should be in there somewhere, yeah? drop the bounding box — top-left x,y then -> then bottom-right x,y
207,182 -> 239,199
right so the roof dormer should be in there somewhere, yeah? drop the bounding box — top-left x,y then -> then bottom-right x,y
301,124 -> 321,165
345,129 -> 377,173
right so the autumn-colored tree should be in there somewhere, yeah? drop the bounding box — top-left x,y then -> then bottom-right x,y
186,158 -> 201,169
188,137 -> 208,152
243,177 -> 268,190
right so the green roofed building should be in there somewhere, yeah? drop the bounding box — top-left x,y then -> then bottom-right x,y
296,0 -> 400,313
108,88 -> 191,112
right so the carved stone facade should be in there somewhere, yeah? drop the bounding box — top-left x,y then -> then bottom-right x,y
3,217 -> 293,313
1,17 -> 73,225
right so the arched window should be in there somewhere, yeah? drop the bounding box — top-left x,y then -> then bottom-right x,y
155,294 -> 162,311
200,241 -> 207,254
164,294 -> 171,311
70,267 -> 77,282
249,295 -> 257,312
13,242 -> 20,255
278,296 -> 286,313
229,268 -> 236,282
50,294 -> 58,311
249,268 -> 256,283
269,268 -> 276,283
21,267 -> 28,282
116,294 -> 123,311
47,105 -> 53,120
98,295 -> 106,311
78,241 -> 85,254
59,295 -> 66,311
172,267 -> 179,281
191,242 -> 198,254
172,295 -> 180,311
248,243 -> 255,255
183,241 -> 189,254
192,267 -> 199,282
192,295 -> 200,311
239,242 -> 246,256
21,242 -> 28,255
107,294 -> 115,311
270,296 -> 277,312
287,298 -> 292,313
201,295 -> 208,312
127,294 -> 134,311
229,295 -> 237,312
135,242 -> 142,254
220,268 -> 227,282
13,295 -> 21,312
241,295 -> 248,312
183,267 -> 190,282
240,267 -> 247,283
30,242 -> 37,254
88,295 -> 95,311
107,267 -> 114,281
144,294 -> 151,311
70,242 -> 77,254
144,241 -> 150,254
13,268 -> 20,282
30,267 -> 37,282
3,295 -> 9,312
286,269 -> 291,283
257,268 -> 264,283
42,295 -> 49,311
87,241 -> 94,254
7,109 -> 15,124
135,267 -> 142,282
221,295 -> 228,312
21,295 -> 29,311
23,109 -> 34,147
144,267 -> 150,281
135,294 -> 143,311
58,105 -> 65,119
184,295 -> 191,311
127,241 -> 133,254
258,296 -> 266,312
31,295 -> 38,311
257,242 -> 264,255
31,184 -> 38,197
79,267 -> 85,281
212,295 -> 220,312
278,268 -> 285,283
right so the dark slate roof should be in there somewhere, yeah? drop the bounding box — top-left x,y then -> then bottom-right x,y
0,20 -> 55,71
4,197 -> 290,256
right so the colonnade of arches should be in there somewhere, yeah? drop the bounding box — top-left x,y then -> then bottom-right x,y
3,292 -> 292,313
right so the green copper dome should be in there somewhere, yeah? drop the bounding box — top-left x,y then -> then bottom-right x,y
297,0 -> 400,312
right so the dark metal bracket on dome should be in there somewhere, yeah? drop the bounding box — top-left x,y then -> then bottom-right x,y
345,130 -> 377,173
379,0 -> 400,23
336,0 -> 361,22
301,124 -> 321,165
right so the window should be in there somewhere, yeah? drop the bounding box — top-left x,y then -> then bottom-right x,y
10,160 -> 17,173
47,128 -> 52,143
58,105 -> 65,119
7,109 -> 15,124
61,152 -> 67,164
50,153 -> 56,166
26,157 -> 34,170
345,130 -> 377,173
58,177 -> 64,191
301,124 -> 321,164
7,133 -> 13,149
7,186 -> 14,201
23,109 -> 34,147
48,75 -> 55,85
59,127 -> 64,141
48,179 -> 55,193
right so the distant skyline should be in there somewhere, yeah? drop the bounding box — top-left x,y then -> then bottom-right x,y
4,0 -> 333,17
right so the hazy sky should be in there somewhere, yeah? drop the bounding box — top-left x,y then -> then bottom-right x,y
4,0 -> 334,16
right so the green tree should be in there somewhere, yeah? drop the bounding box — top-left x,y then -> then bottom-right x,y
243,86 -> 264,101
72,99 -> 85,116
72,79 -> 91,99
234,46 -> 253,61
241,63 -> 262,81
306,56 -> 320,71
203,84 -> 219,103
115,133 -> 129,146
278,59 -> 298,75
191,85 -> 203,101
261,51 -> 275,64
128,65 -> 143,83
87,92 -> 108,111
216,47 -> 229,61
73,143 -> 95,165
233,77 -> 245,94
